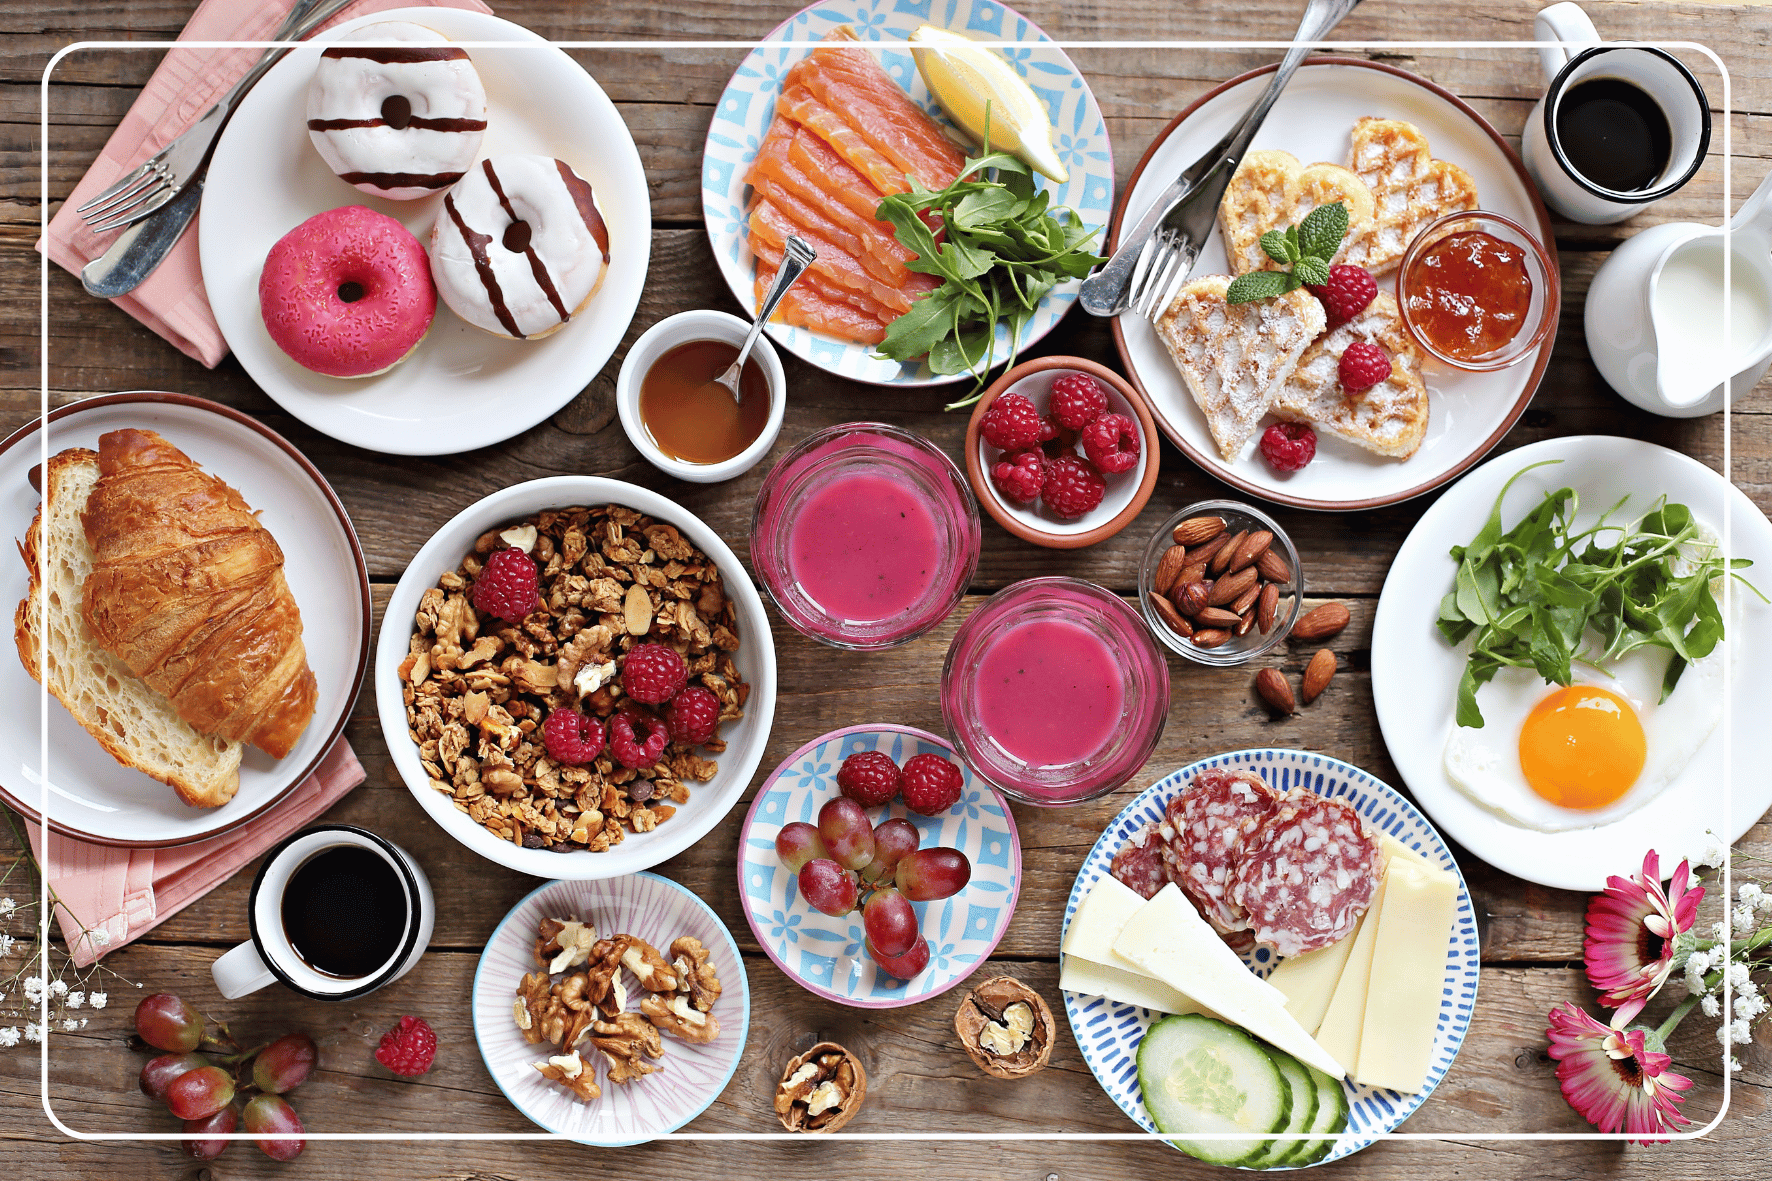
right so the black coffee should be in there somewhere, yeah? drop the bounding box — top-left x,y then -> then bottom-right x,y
281,846 -> 407,979
1555,77 -> 1673,192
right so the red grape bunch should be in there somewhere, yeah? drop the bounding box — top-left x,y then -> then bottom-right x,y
133,993 -> 313,1162
774,749 -> 976,982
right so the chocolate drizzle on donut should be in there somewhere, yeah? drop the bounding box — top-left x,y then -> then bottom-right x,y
306,116 -> 488,132
482,160 -> 569,325
443,188 -> 523,339
555,159 -> 611,262
321,45 -> 469,64
340,170 -> 465,191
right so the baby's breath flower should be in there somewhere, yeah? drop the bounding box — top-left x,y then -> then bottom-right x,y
1757,892 -> 1772,915
1698,839 -> 1727,869
0,935 -> 12,958
88,929 -> 109,948
22,1023 -> 41,1044
1734,992 -> 1767,1021
0,898 -> 15,917
1703,994 -> 1723,1018
1727,963 -> 1752,990
1740,882 -> 1763,903
1712,920 -> 1731,943
1734,906 -> 1758,935
64,992 -> 82,1010
1729,1018 -> 1754,1045
88,992 -> 105,1010
59,1018 -> 77,1033
1688,948 -> 1714,976
22,978 -> 44,1003
1731,1055 -> 1744,1073
48,979 -> 66,997
0,1027 -> 16,1047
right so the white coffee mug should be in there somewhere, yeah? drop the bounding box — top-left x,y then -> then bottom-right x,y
1522,2 -> 1711,224
211,825 -> 434,1001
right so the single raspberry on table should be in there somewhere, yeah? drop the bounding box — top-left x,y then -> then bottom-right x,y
900,752 -> 965,816
1041,454 -> 1106,520
978,392 -> 1046,452
1080,412 -> 1141,475
1338,341 -> 1393,394
373,1016 -> 436,1078
1259,422 -> 1317,472
837,750 -> 902,807
1306,264 -> 1379,326
609,711 -> 669,769
664,685 -> 721,745
1049,372 -> 1109,430
990,450 -> 1047,504
621,642 -> 688,705
471,548 -> 541,622
543,709 -> 606,766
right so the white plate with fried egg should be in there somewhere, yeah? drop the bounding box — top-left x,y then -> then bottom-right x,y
1371,435 -> 1772,891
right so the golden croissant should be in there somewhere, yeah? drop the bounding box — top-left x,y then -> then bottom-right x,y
80,428 -> 317,759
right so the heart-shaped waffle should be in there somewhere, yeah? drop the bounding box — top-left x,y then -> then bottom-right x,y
1273,292 -> 1430,459
1343,117 -> 1479,275
1218,149 -> 1377,275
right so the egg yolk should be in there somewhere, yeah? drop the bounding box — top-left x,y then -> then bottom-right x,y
1518,686 -> 1647,809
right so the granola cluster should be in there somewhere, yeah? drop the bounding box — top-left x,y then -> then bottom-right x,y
399,504 -> 748,852
514,916 -> 724,1103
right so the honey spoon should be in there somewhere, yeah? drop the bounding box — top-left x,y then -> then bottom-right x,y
713,235 -> 816,401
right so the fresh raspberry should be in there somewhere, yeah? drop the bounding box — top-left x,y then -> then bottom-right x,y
1049,372 -> 1109,430
1338,341 -> 1393,394
1306,264 -> 1379,326
609,710 -> 668,769
543,709 -> 606,766
471,548 -> 540,622
1259,422 -> 1317,472
837,750 -> 902,807
1080,412 -> 1141,475
1038,413 -> 1071,457
1040,454 -> 1106,520
978,392 -> 1046,452
900,752 -> 964,816
373,1016 -> 436,1078
990,450 -> 1046,504
621,643 -> 687,705
663,685 -> 721,745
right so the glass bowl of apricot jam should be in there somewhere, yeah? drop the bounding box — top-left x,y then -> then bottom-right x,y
1398,210 -> 1558,372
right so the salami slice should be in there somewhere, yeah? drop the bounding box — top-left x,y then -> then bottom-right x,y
1161,767 -> 1282,934
1109,821 -> 1171,900
1228,792 -> 1379,957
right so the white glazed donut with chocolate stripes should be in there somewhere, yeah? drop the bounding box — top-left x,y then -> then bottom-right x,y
306,21 -> 486,201
429,155 -> 611,340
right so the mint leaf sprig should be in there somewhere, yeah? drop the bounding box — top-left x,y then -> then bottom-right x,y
1225,201 -> 1349,305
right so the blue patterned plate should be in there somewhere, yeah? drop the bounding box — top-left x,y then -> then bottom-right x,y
1062,749 -> 1479,1167
700,0 -> 1115,387
737,724 -> 1021,1007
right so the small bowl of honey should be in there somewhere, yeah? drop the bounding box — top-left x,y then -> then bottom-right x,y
1397,210 -> 1559,373
616,309 -> 786,483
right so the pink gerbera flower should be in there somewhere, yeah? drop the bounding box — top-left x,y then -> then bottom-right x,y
1546,1004 -> 1694,1142
1584,849 -> 1703,1025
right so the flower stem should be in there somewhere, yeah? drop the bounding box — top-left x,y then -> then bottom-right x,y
1655,995 -> 1701,1044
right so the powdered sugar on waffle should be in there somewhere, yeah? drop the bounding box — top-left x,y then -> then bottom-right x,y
1274,292 -> 1430,459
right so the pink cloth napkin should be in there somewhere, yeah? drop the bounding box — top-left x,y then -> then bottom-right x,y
27,739 -> 365,967
38,0 -> 494,368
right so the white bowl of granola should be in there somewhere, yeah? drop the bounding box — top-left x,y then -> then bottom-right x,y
375,477 -> 777,880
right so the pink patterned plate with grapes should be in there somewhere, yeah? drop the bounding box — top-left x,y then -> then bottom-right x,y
737,724 -> 1022,1009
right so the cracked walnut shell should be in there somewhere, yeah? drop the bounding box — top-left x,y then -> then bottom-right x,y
954,976 -> 1054,1079
774,1042 -> 867,1134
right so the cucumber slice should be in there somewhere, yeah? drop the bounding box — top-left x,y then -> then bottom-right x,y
1288,1064 -> 1351,1166
1244,1049 -> 1318,1169
1136,1014 -> 1291,1167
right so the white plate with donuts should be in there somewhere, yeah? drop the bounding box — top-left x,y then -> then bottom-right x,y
201,7 -> 649,457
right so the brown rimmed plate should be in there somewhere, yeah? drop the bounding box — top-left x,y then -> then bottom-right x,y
1110,59 -> 1559,512
0,393 -> 371,847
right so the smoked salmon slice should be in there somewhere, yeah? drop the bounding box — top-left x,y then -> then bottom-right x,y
786,127 -> 888,227
749,198 -> 919,315
755,269 -> 891,345
745,126 -> 916,287
794,29 -> 965,190
776,83 -> 912,197
751,232 -> 900,323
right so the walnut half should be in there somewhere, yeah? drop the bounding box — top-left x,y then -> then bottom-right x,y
774,1042 -> 867,1134
641,992 -> 721,1045
536,1050 -> 601,1102
954,976 -> 1054,1079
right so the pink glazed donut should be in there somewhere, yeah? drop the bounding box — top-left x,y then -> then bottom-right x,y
258,205 -> 436,378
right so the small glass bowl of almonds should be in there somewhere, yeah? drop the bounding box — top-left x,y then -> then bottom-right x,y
1138,499 -> 1303,666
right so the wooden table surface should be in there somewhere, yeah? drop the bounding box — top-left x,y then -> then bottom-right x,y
5,1 -> 1772,1176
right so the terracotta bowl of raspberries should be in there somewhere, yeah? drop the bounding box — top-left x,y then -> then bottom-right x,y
373,477 -> 778,881
964,356 -> 1159,549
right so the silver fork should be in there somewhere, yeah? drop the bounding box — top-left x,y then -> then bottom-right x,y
1079,0 -> 1363,320
76,0 -> 356,234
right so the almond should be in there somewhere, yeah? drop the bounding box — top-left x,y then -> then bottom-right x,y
1235,607 -> 1256,637
1173,580 -> 1211,616
1191,628 -> 1231,649
1256,583 -> 1280,634
1229,581 -> 1261,616
1152,545 -> 1189,596
623,582 -> 653,637
1178,560 -> 1210,587
1302,648 -> 1337,703
1255,548 -> 1293,585
1184,533 -> 1232,570
1194,606 -> 1242,629
1172,516 -> 1226,546
1254,668 -> 1295,715
1205,566 -> 1258,608
1226,530 -> 1273,574
1208,530 -> 1247,576
1151,593 -> 1194,638
1292,602 -> 1351,642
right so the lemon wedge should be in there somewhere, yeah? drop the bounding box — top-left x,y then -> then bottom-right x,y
908,25 -> 1069,184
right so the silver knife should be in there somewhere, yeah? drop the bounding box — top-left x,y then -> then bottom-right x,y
81,180 -> 204,298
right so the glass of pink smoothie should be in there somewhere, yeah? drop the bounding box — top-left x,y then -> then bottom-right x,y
751,423 -> 981,650
941,577 -> 1169,806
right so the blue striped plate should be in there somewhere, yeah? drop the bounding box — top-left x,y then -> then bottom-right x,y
1061,748 -> 1479,1168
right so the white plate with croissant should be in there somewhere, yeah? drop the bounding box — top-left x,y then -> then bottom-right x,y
1111,59 -> 1558,511
0,394 -> 371,847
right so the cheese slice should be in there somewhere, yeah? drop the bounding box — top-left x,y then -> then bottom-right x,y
1112,884 -> 1344,1079
1060,955 -> 1213,1017
1312,870 -> 1389,1074
1265,919 -> 1364,1036
1380,833 -> 1456,884
1062,875 -> 1285,1003
1355,860 -> 1459,1092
